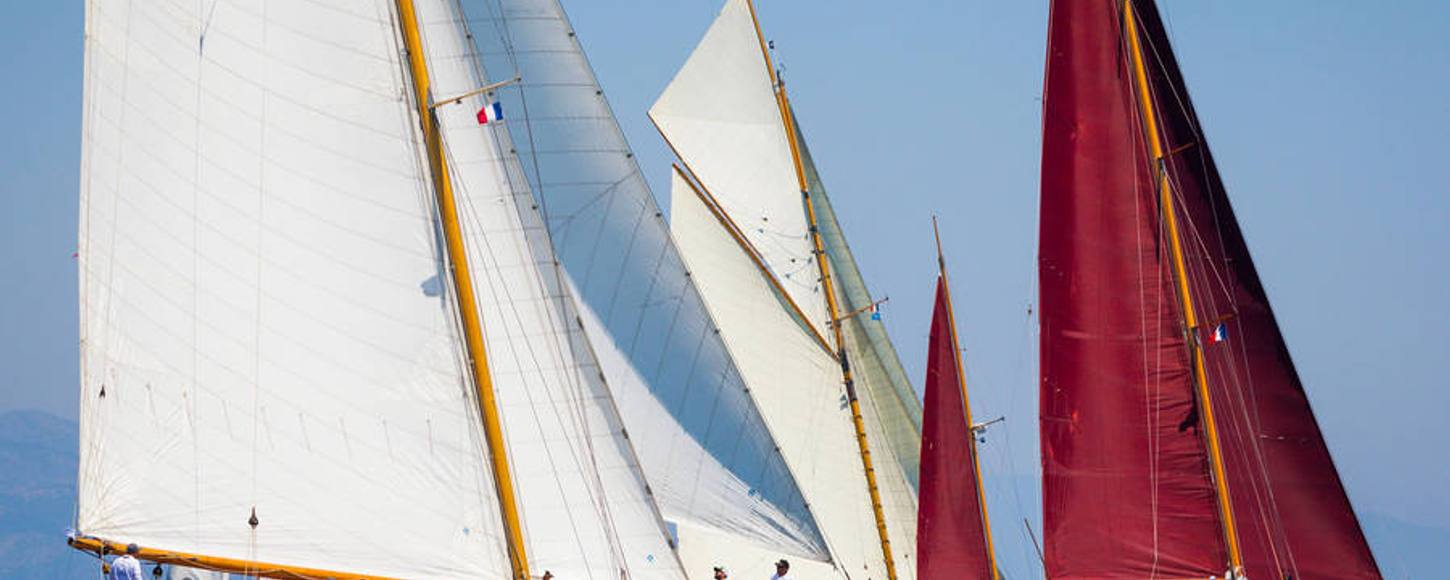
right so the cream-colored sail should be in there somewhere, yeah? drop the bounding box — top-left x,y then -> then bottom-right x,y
77,0 -> 510,576
671,170 -> 917,579
648,0 -> 830,340
76,0 -> 689,578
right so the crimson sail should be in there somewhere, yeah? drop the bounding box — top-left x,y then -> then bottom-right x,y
917,274 -> 996,579
1039,1 -> 1380,578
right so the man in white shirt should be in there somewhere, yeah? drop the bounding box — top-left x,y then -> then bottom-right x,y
770,559 -> 792,580
109,543 -> 144,580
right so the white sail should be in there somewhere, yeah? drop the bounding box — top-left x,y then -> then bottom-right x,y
572,279 -> 833,563
648,0 -> 830,340
671,169 -> 915,579
458,0 -> 830,563
77,0 -> 510,577
413,0 -> 683,576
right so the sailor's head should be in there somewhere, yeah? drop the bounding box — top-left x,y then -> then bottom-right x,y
775,559 -> 789,573
713,566 -> 728,579
126,543 -> 140,555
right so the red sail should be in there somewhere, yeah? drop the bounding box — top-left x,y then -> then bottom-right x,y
917,278 -> 994,579
1040,1 -> 1381,578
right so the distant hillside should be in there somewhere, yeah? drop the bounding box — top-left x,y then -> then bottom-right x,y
0,410 -> 91,579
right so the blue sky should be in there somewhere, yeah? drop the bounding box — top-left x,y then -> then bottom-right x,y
3,1 -> 1446,577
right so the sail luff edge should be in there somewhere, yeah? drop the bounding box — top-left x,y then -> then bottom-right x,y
663,158 -> 836,359
392,0 -> 530,577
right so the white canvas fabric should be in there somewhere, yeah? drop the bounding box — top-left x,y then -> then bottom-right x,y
671,170 -> 913,579
649,0 -> 830,339
572,279 -> 830,562
415,0 -> 685,576
77,0 -> 510,577
458,0 -> 829,562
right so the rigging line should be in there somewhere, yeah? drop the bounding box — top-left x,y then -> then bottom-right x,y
187,0 -> 213,552
1126,83 -> 1165,576
451,142 -> 632,578
250,1 -> 271,570
1160,150 -> 1287,546
1163,160 -> 1295,574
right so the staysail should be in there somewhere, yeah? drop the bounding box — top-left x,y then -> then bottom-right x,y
916,238 -> 997,580
457,0 -> 829,561
1039,1 -> 1380,578
670,168 -> 890,578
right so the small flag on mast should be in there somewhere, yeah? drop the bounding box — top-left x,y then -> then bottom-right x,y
476,101 -> 503,125
1208,322 -> 1228,344
870,302 -> 882,321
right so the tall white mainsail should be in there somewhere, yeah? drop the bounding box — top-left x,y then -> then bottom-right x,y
77,0 -> 509,577
75,0 -> 692,578
650,0 -> 923,577
459,0 -> 831,563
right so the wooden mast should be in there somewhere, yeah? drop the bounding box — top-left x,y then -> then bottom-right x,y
1123,1 -> 1244,575
742,2 -> 899,578
393,1 -> 531,578
932,218 -> 1001,580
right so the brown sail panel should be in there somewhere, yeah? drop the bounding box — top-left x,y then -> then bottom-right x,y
917,277 -> 996,579
1041,0 -> 1380,578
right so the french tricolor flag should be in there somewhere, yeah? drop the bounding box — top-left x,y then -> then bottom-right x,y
476,101 -> 503,125
869,303 -> 882,321
1208,322 -> 1228,344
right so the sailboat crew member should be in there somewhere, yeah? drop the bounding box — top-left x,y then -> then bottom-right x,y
769,559 -> 792,580
714,565 -> 729,579
109,543 -> 144,580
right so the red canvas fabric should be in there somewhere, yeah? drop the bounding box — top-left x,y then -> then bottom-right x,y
916,278 -> 994,579
1040,1 -> 1380,578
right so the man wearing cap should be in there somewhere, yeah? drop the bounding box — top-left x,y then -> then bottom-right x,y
713,565 -> 728,579
770,559 -> 792,580
109,543 -> 144,580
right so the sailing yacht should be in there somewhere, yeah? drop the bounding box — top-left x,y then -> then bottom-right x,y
1038,1 -> 1381,578
71,0 -> 824,578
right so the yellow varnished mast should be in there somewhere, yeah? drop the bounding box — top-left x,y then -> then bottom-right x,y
932,218 -> 1001,580
743,2 -> 899,578
393,1 -> 531,578
1123,1 -> 1244,576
